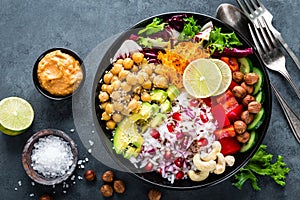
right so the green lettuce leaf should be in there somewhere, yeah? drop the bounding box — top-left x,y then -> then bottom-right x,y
138,17 -> 167,36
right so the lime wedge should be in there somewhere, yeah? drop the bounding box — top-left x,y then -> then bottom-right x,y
211,59 -> 232,96
0,97 -> 34,136
183,58 -> 222,98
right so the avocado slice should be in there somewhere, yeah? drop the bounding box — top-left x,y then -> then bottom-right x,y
166,85 -> 180,102
150,89 -> 168,104
160,99 -> 171,113
113,117 -> 144,155
130,102 -> 154,122
124,146 -> 141,159
150,113 -> 166,128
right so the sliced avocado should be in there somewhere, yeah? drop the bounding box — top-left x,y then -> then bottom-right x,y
151,103 -> 160,114
129,102 -> 154,122
113,117 -> 144,155
160,99 -> 171,113
124,146 -> 141,159
150,89 -> 168,104
166,85 -> 180,102
150,113 -> 166,128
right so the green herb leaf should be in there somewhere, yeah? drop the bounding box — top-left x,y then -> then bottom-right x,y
233,144 -> 290,191
138,18 -> 167,36
207,27 -> 243,54
178,16 -> 200,41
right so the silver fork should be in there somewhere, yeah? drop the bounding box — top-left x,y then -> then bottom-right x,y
248,17 -> 300,99
249,18 -> 300,142
236,0 -> 300,71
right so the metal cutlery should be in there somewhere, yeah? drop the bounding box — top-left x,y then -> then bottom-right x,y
236,0 -> 300,71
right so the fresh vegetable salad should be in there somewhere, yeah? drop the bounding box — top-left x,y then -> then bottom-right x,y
97,14 -> 265,184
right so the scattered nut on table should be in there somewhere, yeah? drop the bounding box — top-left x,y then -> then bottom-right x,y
113,179 -> 126,194
84,169 -> 96,181
39,194 -> 53,200
148,189 -> 162,200
100,184 -> 113,197
102,170 -> 114,182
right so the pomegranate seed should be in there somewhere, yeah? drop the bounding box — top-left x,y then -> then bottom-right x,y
150,129 -> 160,139
174,157 -> 184,168
175,171 -> 184,180
200,111 -> 209,123
172,112 -> 181,121
189,99 -> 200,107
176,132 -> 184,139
197,137 -> 208,147
156,168 -> 162,175
167,122 -> 175,132
144,162 -> 153,171
164,150 -> 171,160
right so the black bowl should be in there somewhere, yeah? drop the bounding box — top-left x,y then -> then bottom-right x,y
33,47 -> 85,100
92,12 -> 272,189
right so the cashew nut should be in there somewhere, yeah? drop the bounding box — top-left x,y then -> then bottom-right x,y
187,170 -> 210,182
201,141 -> 221,161
214,153 -> 226,174
193,154 -> 216,172
224,155 -> 235,167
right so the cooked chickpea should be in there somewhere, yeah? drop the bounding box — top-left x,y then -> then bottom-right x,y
106,85 -> 114,94
244,73 -> 259,85
248,101 -> 262,114
153,75 -> 169,89
232,71 -> 244,83
105,103 -> 114,115
106,120 -> 116,130
100,102 -> 108,110
241,82 -> 254,94
126,73 -> 138,85
242,94 -> 255,106
142,65 -> 153,75
110,91 -> 121,100
132,102 -> 141,113
103,72 -> 113,84
232,86 -> 247,99
236,131 -> 250,143
137,74 -> 145,85
98,91 -> 109,102
116,59 -> 124,64
118,70 -> 129,81
233,120 -> 247,135
141,92 -> 151,102
121,82 -> 132,92
111,63 -> 123,75
142,80 -> 152,89
111,80 -> 121,90
133,94 -> 140,101
110,75 -> 119,83
112,113 -> 122,123
132,52 -> 144,64
142,58 -> 148,64
131,65 -> 139,72
133,86 -> 142,94
113,102 -> 124,112
241,110 -> 254,124
101,84 -> 107,92
123,58 -> 134,69
127,99 -> 139,112
121,108 -> 130,116
101,112 -> 111,121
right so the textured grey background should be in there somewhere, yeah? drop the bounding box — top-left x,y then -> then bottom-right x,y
0,0 -> 300,199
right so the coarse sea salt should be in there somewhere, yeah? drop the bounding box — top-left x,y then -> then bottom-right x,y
31,135 -> 74,178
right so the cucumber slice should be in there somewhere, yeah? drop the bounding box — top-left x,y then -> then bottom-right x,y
247,108 -> 265,131
240,130 -> 258,153
255,91 -> 265,104
252,67 -> 264,95
238,57 -> 253,74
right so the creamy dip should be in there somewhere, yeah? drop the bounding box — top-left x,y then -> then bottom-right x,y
37,50 -> 83,96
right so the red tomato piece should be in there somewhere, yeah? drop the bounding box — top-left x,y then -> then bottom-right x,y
214,125 -> 236,140
229,81 -> 239,91
220,57 -> 239,72
211,104 -> 231,129
216,90 -> 239,114
219,137 -> 241,155
201,97 -> 212,107
226,104 -> 244,123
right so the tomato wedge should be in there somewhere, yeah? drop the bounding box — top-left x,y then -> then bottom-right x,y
226,104 -> 244,123
211,104 -> 231,129
214,125 -> 236,140
219,137 -> 241,155
221,57 -> 239,72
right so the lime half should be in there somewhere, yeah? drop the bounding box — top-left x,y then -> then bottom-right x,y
211,59 -> 232,96
183,58 -> 222,98
0,97 -> 34,136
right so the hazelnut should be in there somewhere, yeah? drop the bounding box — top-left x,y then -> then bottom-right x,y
39,194 -> 53,200
232,71 -> 244,83
100,184 -> 113,197
244,73 -> 259,85
240,110 -> 254,124
233,120 -> 247,135
232,86 -> 247,99
84,170 -> 96,181
236,131 -> 250,143
248,101 -> 262,114
241,82 -> 254,94
113,179 -> 126,194
242,95 -> 255,106
102,170 -> 114,182
148,189 -> 162,200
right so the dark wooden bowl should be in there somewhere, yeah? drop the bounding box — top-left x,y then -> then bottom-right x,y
22,129 -> 78,185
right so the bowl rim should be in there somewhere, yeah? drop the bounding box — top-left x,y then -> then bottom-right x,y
22,128 -> 78,185
32,47 -> 85,100
92,11 -> 272,189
